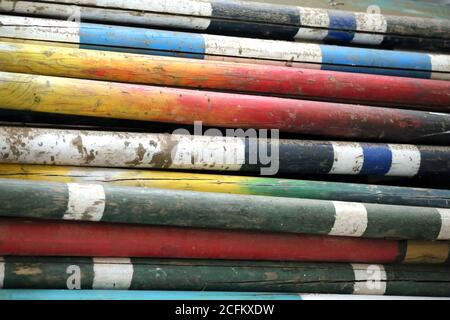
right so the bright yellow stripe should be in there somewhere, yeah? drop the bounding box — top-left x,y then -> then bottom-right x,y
404,240 -> 450,264
0,164 -> 246,194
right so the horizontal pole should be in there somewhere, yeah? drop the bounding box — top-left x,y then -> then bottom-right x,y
0,290 -> 447,300
1,164 -> 449,208
1,73 -> 450,143
16,0 -> 450,43
247,0 -> 450,19
1,257 -> 449,296
0,15 -> 448,80
0,178 -> 449,240
1,42 -> 449,110
1,126 -> 449,176
0,218 -> 448,264
2,37 -> 447,78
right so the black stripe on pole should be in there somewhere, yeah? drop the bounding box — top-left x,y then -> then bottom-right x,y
417,146 -> 450,176
208,0 -> 300,39
241,139 -> 335,174
395,241 -> 409,263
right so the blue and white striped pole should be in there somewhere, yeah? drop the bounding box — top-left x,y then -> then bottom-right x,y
0,15 -> 449,79
6,0 -> 448,50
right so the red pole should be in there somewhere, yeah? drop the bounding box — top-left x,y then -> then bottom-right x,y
0,218 -> 401,263
0,42 -> 449,111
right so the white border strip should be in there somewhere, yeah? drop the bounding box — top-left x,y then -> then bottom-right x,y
437,208 -> 450,240
386,145 -> 421,177
93,258 -> 134,290
0,15 -> 80,43
0,257 -> 4,289
352,264 -> 387,295
329,201 -> 368,237
330,142 -> 364,175
63,183 -> 106,221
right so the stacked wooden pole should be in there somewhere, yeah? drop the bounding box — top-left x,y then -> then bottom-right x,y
0,0 -> 449,300
1,0 -> 449,50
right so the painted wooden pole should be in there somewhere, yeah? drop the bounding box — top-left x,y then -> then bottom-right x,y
1,74 -> 450,143
1,126 -> 449,175
1,164 -> 449,208
1,257 -> 449,296
253,0 -> 450,19
0,15 -> 449,80
12,0 -> 450,51
0,178 -> 449,240
1,36 -> 448,81
1,42 -> 449,111
0,290 -> 447,300
28,0 -> 450,20
0,218 -> 448,264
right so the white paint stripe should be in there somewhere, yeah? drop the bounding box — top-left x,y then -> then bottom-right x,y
352,13 -> 386,45
0,126 -> 247,170
329,201 -> 368,237
386,144 -> 421,177
351,32 -> 385,45
204,34 -> 323,63
330,142 -> 364,175
82,0 -> 213,16
297,7 -> 329,28
63,183 -> 105,221
429,112 -> 450,117
0,15 -> 80,43
295,7 -> 328,41
171,135 -> 245,171
0,0 -> 211,30
437,209 -> 450,240
0,0 -> 82,22
352,264 -> 387,295
0,257 -> 4,289
430,54 -> 450,73
431,72 -> 450,81
294,28 -> 328,42
0,126 -> 164,167
93,258 -> 133,290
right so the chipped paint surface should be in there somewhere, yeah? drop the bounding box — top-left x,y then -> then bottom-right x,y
0,71 -> 450,142
0,163 -> 449,208
0,126 -> 245,170
0,177 -> 448,240
0,42 -> 449,110
0,127 -> 449,176
63,183 -> 105,221
1,15 -> 448,79
1,257 -> 450,296
0,1 -> 443,54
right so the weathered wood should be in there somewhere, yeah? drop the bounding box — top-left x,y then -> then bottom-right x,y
252,0 -> 450,19
13,0 -> 449,51
1,257 -> 449,296
0,15 -> 449,79
0,290 -> 447,300
0,178 -> 449,240
0,218 -> 448,264
1,126 -> 449,175
29,0 -> 450,20
1,164 -> 449,208
1,42 -> 449,110
1,73 -> 450,142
